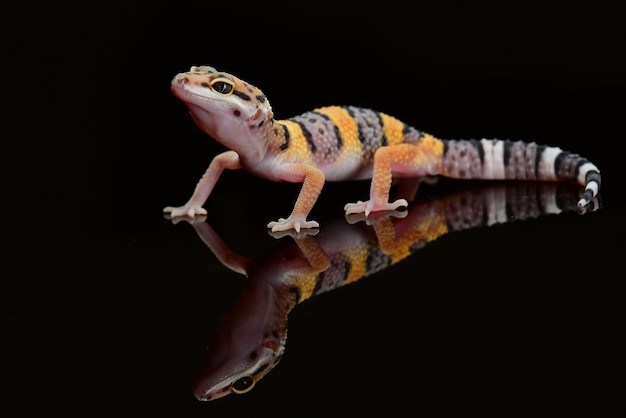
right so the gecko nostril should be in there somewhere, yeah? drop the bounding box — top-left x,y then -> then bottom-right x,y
179,76 -> 189,84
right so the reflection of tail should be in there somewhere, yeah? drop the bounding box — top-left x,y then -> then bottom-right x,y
440,139 -> 601,208
442,182 -> 599,234
372,181 -> 599,258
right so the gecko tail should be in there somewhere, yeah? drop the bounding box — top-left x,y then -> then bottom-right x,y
439,139 -> 602,207
576,168 -> 601,208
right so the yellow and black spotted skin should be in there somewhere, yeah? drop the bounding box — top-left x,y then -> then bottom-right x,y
275,105 -> 425,179
164,66 -> 601,231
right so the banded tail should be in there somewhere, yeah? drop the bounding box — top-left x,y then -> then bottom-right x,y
440,139 -> 601,208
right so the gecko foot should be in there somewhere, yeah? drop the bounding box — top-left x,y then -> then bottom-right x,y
344,199 -> 408,217
345,209 -> 408,225
267,216 -> 319,233
163,204 -> 208,218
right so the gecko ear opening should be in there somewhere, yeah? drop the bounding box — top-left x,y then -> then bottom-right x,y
231,375 -> 256,394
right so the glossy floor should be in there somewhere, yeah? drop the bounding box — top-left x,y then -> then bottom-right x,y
7,3 -> 625,417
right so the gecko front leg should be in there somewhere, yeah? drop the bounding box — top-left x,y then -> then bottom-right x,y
267,164 -> 325,233
164,150 -> 242,218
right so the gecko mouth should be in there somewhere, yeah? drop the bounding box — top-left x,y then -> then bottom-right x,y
170,82 -> 214,120
170,80 -> 196,101
184,102 -> 214,128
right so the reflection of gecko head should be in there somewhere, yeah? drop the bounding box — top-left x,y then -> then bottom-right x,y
192,283 -> 287,401
189,180 -> 600,401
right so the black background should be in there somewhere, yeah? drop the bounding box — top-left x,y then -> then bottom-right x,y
6,1 -> 625,417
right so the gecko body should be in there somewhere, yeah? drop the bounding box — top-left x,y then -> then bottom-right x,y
164,66 -> 601,231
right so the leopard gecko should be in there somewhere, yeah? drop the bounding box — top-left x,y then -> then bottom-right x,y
188,181 -> 592,400
164,66 -> 601,232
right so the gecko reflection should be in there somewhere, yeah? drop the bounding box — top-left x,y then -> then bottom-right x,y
184,182 -> 598,401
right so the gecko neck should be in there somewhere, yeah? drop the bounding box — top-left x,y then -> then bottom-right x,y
228,111 -> 284,166
232,114 -> 296,177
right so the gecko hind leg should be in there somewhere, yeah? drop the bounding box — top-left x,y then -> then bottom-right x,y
344,144 -> 439,217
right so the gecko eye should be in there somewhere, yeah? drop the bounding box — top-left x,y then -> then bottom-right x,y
210,78 -> 235,95
231,375 -> 255,394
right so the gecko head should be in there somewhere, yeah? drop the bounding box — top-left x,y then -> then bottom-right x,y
171,66 -> 273,153
192,326 -> 286,401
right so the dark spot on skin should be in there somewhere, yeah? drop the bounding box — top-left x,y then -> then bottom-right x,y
233,109 -> 241,117
289,286 -> 301,304
272,330 -> 279,339
279,124 -> 290,151
341,261 -> 352,284
312,271 -> 325,296
535,144 -> 547,175
310,111 -> 342,148
374,112 -> 389,146
249,351 -> 257,360
258,120 -> 264,127
309,118 -> 317,123
470,139 -> 484,163
256,94 -> 266,103
503,140 -> 513,166
294,121 -> 316,153
342,105 -> 356,118
334,124 -> 343,148
233,90 -> 252,101
201,82 -> 210,88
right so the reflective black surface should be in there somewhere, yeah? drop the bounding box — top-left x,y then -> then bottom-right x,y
8,2 -> 625,417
